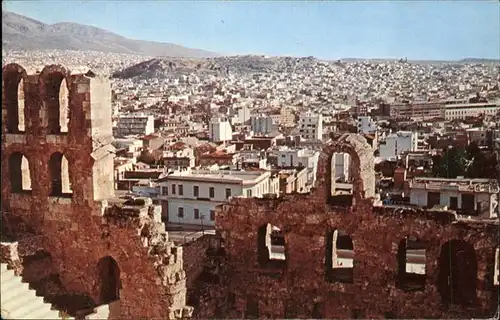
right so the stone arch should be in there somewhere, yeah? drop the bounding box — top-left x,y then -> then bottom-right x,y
316,134 -> 375,206
97,256 -> 121,304
396,237 -> 426,291
2,63 -> 27,133
325,229 -> 354,283
437,239 -> 478,307
257,223 -> 286,269
8,152 -> 32,193
39,65 -> 70,134
48,152 -> 72,197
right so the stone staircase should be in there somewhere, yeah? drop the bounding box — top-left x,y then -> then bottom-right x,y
1,263 -> 72,319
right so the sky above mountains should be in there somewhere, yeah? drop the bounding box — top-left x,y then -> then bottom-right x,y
4,0 -> 500,61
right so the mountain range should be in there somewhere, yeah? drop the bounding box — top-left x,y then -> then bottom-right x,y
2,11 -> 219,58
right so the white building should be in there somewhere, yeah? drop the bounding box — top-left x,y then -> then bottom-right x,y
298,113 -> 323,140
275,147 -> 320,186
209,117 -> 233,142
114,114 -> 155,137
112,138 -> 143,160
444,103 -> 500,120
408,177 -> 499,218
251,115 -> 276,135
379,131 -> 418,160
333,153 -> 351,182
357,116 -> 377,134
158,169 -> 278,226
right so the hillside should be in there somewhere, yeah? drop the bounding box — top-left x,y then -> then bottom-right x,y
2,11 -> 219,58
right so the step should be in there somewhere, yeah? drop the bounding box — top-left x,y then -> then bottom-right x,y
1,280 -> 34,303
21,307 -> 62,320
12,295 -> 49,318
1,268 -> 17,283
1,275 -> 31,296
2,290 -> 41,315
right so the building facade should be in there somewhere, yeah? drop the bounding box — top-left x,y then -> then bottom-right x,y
379,131 -> 418,160
158,169 -> 277,226
114,114 -> 155,137
409,177 -> 499,218
209,117 -> 233,142
298,113 -> 323,140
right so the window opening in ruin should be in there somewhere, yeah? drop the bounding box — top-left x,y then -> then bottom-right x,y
328,153 -> 354,207
326,229 -> 354,283
45,72 -> 69,134
437,240 -> 478,307
245,297 -> 259,319
98,256 -> 121,304
8,153 -> 32,193
49,152 -> 72,197
494,247 -> 499,286
396,237 -> 426,291
257,223 -> 286,269
4,70 -> 25,133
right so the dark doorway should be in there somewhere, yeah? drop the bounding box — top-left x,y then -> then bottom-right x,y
98,256 -> 121,304
437,240 -> 477,307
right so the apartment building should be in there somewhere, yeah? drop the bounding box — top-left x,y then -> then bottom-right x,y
356,116 -> 377,134
114,114 -> 155,137
158,169 -> 277,226
379,131 -> 418,160
209,117 -> 233,142
389,101 -> 444,119
408,177 -> 499,218
444,103 -> 500,120
279,108 -> 296,127
298,112 -> 323,140
251,115 -> 276,135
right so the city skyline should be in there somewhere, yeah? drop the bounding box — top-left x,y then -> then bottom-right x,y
3,0 -> 500,61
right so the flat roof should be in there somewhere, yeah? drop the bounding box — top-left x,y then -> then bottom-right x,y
166,170 -> 268,183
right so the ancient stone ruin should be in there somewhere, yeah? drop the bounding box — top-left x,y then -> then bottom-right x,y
1,62 -> 498,319
190,133 -> 499,319
1,63 -> 192,319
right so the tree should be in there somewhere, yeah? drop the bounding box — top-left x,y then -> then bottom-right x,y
432,147 -> 467,178
462,142 -> 498,178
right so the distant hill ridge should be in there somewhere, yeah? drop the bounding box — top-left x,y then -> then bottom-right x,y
2,11 -> 219,58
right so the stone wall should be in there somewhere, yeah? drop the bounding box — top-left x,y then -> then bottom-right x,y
1,64 -> 192,319
204,134 -> 499,319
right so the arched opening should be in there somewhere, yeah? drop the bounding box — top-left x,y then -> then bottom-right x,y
44,72 -> 69,134
49,152 -> 72,197
8,152 -> 32,193
396,237 -> 426,291
257,223 -> 286,269
322,135 -> 375,207
326,229 -> 354,283
3,69 -> 25,133
437,240 -> 478,307
97,256 -> 121,304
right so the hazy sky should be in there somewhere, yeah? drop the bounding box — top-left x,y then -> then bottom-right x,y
4,0 -> 500,60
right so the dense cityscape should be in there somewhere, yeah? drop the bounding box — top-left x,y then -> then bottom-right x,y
1,2 -> 500,320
